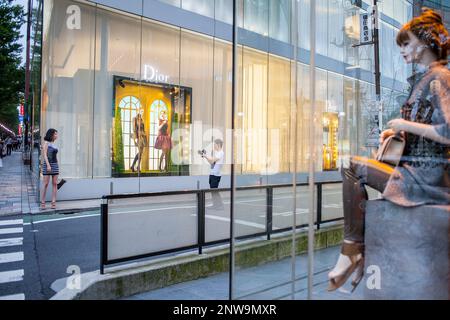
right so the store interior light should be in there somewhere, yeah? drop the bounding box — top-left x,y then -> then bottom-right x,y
346,65 -> 361,70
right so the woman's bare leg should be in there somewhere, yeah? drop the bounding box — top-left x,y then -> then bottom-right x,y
51,175 -> 58,204
41,175 -> 50,204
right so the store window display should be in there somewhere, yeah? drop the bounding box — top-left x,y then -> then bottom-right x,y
112,77 -> 192,177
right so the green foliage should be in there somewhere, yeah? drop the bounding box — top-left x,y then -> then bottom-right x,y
113,109 -> 125,173
0,0 -> 25,132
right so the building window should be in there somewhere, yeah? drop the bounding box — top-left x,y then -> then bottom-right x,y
119,96 -> 141,170
149,99 -> 169,171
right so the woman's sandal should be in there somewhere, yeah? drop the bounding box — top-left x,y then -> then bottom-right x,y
328,242 -> 365,292
41,202 -> 46,209
51,202 -> 56,209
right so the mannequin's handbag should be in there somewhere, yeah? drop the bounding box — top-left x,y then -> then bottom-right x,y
376,134 -> 406,167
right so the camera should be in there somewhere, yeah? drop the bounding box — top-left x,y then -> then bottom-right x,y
198,149 -> 206,156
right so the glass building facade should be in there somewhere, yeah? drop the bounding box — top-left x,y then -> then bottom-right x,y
26,0 -> 450,301
27,0 -> 424,200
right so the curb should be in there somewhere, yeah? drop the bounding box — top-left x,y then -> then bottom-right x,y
51,224 -> 343,300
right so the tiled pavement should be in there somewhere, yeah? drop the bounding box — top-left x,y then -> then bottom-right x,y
0,152 -> 34,216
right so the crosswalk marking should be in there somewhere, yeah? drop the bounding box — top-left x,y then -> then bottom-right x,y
0,237 -> 23,248
0,293 -> 25,300
0,252 -> 24,264
0,227 -> 23,235
0,219 -> 23,227
0,219 -> 25,300
0,269 -> 24,284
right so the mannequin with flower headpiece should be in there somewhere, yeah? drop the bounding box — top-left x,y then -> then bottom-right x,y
328,8 -> 450,293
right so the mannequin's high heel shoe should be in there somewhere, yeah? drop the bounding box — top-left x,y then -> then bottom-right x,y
328,242 -> 364,292
350,259 -> 365,293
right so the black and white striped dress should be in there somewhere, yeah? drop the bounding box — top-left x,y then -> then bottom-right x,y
42,143 -> 59,176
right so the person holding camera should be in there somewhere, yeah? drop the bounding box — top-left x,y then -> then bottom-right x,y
200,139 -> 224,210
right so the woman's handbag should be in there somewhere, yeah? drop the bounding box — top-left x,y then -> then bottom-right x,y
376,134 -> 406,167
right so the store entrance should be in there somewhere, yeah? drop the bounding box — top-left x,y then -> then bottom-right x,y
322,112 -> 339,171
112,77 -> 192,177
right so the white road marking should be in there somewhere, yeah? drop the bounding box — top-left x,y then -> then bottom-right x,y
0,269 -> 24,284
259,209 -> 309,218
0,252 -> 24,264
201,214 -> 266,230
0,219 -> 23,227
0,238 -> 23,248
0,293 -> 25,300
324,204 -> 342,208
23,214 -> 100,226
0,228 -> 23,235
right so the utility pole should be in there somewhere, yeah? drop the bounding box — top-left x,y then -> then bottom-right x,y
24,0 -> 33,163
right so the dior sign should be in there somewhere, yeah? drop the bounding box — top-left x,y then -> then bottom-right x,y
143,65 -> 169,83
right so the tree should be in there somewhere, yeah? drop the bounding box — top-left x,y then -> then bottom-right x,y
0,0 -> 25,133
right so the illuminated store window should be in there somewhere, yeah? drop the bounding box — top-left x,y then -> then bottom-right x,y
119,96 -> 141,170
149,99 -> 169,171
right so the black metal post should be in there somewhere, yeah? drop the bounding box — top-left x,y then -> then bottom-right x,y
316,184 -> 323,230
266,187 -> 273,240
373,0 -> 382,133
198,191 -> 206,255
229,0 -> 238,301
100,200 -> 108,275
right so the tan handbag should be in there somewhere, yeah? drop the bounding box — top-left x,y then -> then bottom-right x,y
376,134 -> 406,167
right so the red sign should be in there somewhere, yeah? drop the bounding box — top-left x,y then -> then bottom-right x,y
18,125 -> 22,135
20,104 -> 24,116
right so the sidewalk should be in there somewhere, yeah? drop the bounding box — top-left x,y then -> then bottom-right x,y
0,152 -> 100,216
0,152 -> 30,216
123,246 -> 364,300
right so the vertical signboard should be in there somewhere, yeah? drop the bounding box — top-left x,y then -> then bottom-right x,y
360,12 -> 373,44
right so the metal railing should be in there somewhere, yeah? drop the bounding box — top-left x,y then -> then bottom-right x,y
100,181 -> 343,274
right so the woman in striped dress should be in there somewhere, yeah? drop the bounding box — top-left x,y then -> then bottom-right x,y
41,129 -> 59,209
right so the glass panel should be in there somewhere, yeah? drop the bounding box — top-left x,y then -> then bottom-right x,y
213,39 -> 233,176
205,190 -> 231,243
299,0 -> 310,50
93,7 -> 142,179
232,0 -> 318,301
238,47 -> 268,175
269,0 -> 290,42
182,0 -> 214,18
272,186 -> 313,230
234,188 -> 267,238
328,0 -> 344,62
107,194 -> 198,261
215,0 -> 233,24
316,0 -> 328,56
180,30 -> 214,176
157,0 -> 180,7
267,55 -> 291,177
244,0 -> 269,36
321,183 -> 343,222
41,0 -> 96,179
30,0 -> 44,192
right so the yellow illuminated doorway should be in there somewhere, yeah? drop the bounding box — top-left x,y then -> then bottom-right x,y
322,112 -> 339,171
